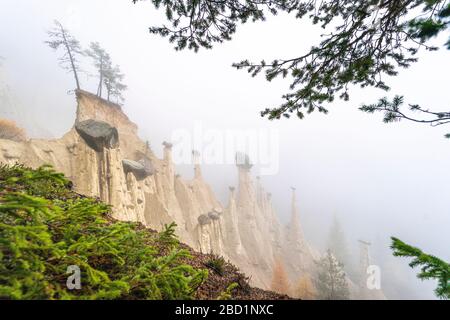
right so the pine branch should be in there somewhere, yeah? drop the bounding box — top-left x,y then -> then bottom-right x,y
137,0 -> 450,123
391,237 -> 450,299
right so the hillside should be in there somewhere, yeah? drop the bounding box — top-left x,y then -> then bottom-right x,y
0,164 -> 289,300
0,90 -> 387,299
0,90 -> 317,290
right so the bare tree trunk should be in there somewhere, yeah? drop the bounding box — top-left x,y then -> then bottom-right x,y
97,56 -> 103,97
57,22 -> 80,90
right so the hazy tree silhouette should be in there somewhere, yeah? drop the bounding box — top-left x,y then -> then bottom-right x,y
270,259 -> 290,295
315,250 -> 350,300
45,20 -> 83,90
0,118 -> 26,142
294,274 -> 316,300
327,215 -> 351,274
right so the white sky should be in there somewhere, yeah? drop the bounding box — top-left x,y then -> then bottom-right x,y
1,0 -> 449,299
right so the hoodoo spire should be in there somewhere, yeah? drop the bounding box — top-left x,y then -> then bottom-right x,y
162,141 -> 175,187
235,152 -> 252,171
235,152 -> 253,205
287,187 -> 303,246
229,186 -> 236,200
222,185 -> 245,257
290,187 -> 299,228
162,141 -> 173,162
192,150 -> 202,179
358,240 -> 371,285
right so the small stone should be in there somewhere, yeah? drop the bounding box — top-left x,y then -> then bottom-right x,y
198,214 -> 211,225
122,159 -> 154,179
162,141 -> 173,149
208,211 -> 220,220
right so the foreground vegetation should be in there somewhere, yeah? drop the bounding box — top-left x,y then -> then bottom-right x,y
0,164 -> 290,300
0,164 -> 207,299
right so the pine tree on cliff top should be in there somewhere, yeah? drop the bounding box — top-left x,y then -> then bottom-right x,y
83,41 -> 127,103
85,42 -> 111,98
103,63 -> 127,104
45,20 -> 83,91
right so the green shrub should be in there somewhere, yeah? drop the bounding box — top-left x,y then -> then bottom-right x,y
217,282 -> 238,300
204,255 -> 226,276
157,222 -> 179,249
0,163 -> 72,199
0,164 -> 208,299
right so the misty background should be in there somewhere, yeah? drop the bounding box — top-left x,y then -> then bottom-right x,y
1,0 -> 449,299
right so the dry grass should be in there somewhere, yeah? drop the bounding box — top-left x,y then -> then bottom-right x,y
0,118 -> 26,142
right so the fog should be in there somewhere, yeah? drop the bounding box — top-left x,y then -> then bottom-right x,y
1,0 -> 449,299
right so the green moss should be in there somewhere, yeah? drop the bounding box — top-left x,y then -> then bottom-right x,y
0,164 -> 208,299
